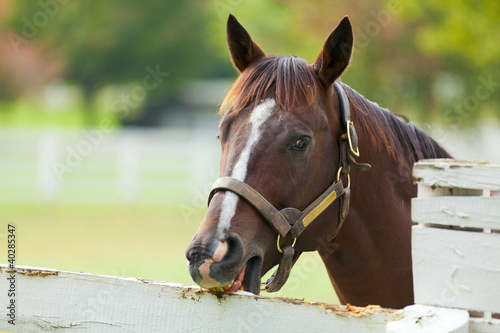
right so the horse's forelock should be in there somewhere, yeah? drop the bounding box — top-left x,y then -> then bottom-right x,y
220,56 -> 319,114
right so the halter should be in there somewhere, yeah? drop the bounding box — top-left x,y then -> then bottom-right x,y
207,82 -> 371,292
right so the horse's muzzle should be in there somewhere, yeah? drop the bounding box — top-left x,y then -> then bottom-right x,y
185,233 -> 245,289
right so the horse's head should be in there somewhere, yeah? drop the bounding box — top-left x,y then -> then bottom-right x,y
186,15 -> 355,294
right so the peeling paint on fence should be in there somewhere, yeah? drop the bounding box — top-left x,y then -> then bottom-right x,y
0,264 -> 401,332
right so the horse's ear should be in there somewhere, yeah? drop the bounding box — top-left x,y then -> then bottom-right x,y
227,14 -> 265,72
314,16 -> 353,86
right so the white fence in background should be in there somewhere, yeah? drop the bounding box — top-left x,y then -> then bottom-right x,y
0,159 -> 499,332
0,125 -> 221,206
0,120 -> 500,205
1,122 -> 500,207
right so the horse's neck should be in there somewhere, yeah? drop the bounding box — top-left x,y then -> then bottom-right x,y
348,99 -> 421,223
319,107 -> 419,309
320,90 -> 453,308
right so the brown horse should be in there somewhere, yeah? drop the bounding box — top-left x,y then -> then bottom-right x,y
186,15 -> 450,309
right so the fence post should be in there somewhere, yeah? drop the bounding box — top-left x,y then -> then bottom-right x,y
36,133 -> 61,203
116,133 -> 140,203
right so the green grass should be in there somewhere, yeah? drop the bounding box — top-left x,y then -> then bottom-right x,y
0,99 -> 120,128
0,204 -> 339,304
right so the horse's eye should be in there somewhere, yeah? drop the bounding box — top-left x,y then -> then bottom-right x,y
291,137 -> 311,151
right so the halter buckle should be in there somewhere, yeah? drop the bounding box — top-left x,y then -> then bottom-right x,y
347,120 -> 360,157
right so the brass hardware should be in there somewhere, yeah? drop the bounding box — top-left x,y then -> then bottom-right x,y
337,166 -> 351,189
276,234 -> 296,254
347,120 -> 360,157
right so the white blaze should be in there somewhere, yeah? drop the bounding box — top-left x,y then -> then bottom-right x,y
216,99 -> 276,236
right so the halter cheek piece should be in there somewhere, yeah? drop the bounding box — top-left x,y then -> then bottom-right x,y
207,82 -> 371,293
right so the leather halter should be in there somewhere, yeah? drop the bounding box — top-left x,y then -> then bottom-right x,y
207,82 -> 371,292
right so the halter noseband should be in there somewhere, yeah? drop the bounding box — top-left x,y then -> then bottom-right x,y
207,82 -> 371,293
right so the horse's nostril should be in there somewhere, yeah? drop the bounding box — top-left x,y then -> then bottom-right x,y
218,235 -> 244,266
185,239 -> 217,264
186,235 -> 244,269
186,251 -> 204,264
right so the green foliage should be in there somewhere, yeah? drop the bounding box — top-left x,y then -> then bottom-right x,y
6,1 -> 225,114
399,0 -> 500,67
4,0 -> 499,124
394,0 -> 500,122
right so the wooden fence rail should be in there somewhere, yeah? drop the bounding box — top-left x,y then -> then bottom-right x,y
0,264 -> 400,332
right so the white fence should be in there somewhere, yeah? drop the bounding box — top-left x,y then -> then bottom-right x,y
0,125 -> 221,206
0,161 -> 500,332
0,264 -> 401,333
410,160 -> 500,319
388,159 -> 500,332
1,123 -> 500,207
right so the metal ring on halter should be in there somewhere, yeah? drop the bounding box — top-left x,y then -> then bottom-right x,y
276,234 -> 297,254
337,167 -> 351,189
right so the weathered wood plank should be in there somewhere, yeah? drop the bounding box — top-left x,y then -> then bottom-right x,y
417,184 -> 483,198
413,159 -> 500,191
412,197 -> 500,230
412,226 -> 500,313
0,265 -> 400,333
386,304 -> 469,333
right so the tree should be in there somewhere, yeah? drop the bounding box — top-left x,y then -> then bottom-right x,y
5,0 -> 499,125
6,0 -> 228,125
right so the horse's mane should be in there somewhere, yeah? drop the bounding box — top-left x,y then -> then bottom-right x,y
220,56 -> 318,113
220,55 -> 450,174
342,84 -> 451,174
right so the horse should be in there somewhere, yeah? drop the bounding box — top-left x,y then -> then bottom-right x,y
185,14 -> 451,309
